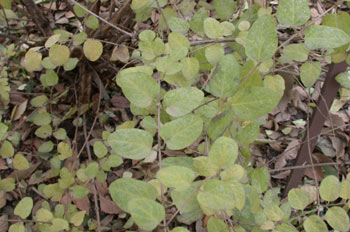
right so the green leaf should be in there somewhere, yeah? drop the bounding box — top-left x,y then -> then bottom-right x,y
116,72 -> 159,108
0,177 -> 15,191
128,198 -> 165,231
283,44 -> 309,62
229,86 -> 281,120
63,58 -> 79,71
70,210 -> 86,227
264,204 -> 283,221
51,218 -> 69,231
108,128 -> 153,160
160,114 -> 203,150
24,50 -> 42,72
197,179 -> 235,210
181,57 -> 200,81
250,166 -> 270,193
319,175 -> 340,202
93,141 -> 108,158
85,162 -> 99,179
83,39 -> 103,62
73,3 -> 87,17
304,215 -> 329,232
245,15 -> 277,62
108,177 -> 157,212
288,188 -> 310,210
213,0 -> 236,20
171,227 -> 190,232
326,206 -> 350,232
208,136 -> 238,169
263,74 -> 285,98
305,25 -> 350,49
13,153 -> 29,170
189,7 -> 208,36
204,18 -> 224,39
274,223 -> 298,232
163,87 -> 204,117
168,17 -> 190,33
85,15 -> 99,29
53,128 -> 67,140
276,0 -> 310,26
0,140 -> 14,158
31,95 -> 48,107
207,217 -> 228,232
73,32 -> 87,45
40,69 -> 59,87
35,125 -> 52,139
208,54 -> 240,97
70,185 -> 89,199
322,12 -> 350,35
193,156 -> 219,177
45,34 -> 61,48
205,44 -> 225,66
57,142 -> 73,160
156,166 -> 195,190
335,71 -> 350,89
33,110 -> 51,126
36,208 -> 53,222
163,156 -> 194,170
340,179 -> 350,199
156,56 -> 182,74
207,111 -> 234,140
14,197 -> 33,219
300,62 -> 321,88
49,44 -> 70,66
9,223 -> 25,232
225,179 -> 245,210
171,183 -> 202,214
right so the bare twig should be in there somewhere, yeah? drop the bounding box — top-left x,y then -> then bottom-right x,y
190,38 -> 236,46
69,0 -> 133,38
270,161 -> 350,173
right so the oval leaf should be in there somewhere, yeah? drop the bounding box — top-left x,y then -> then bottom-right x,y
14,197 -> 33,219
326,206 -> 350,232
288,188 -> 310,210
197,179 -> 235,210
319,175 -> 340,202
208,54 -> 240,97
277,0 -> 310,26
157,166 -> 195,191
245,15 -> 278,62
229,86 -> 281,120
304,215 -> 329,232
108,178 -> 158,212
305,25 -> 350,49
160,114 -> 203,150
300,62 -> 321,88
208,136 -> 238,169
108,128 -> 153,160
128,198 -> 165,231
49,44 -> 70,66
163,87 -> 204,117
24,50 -> 42,72
83,39 -> 103,61
117,72 -> 159,108
204,18 -> 224,39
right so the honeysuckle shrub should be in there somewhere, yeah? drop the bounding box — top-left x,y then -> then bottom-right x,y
2,0 -> 350,231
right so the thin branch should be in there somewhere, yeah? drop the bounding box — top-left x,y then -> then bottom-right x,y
190,38 -> 236,46
69,0 -> 133,38
192,97 -> 219,112
270,161 -> 350,173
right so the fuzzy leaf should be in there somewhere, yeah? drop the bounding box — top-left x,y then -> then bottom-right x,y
319,175 -> 340,202
108,178 -> 157,212
108,128 -> 153,160
305,25 -> 350,49
277,0 -> 310,26
156,166 -> 195,190
14,197 -> 33,219
160,114 -> 203,150
245,15 -> 278,62
83,39 -> 103,61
